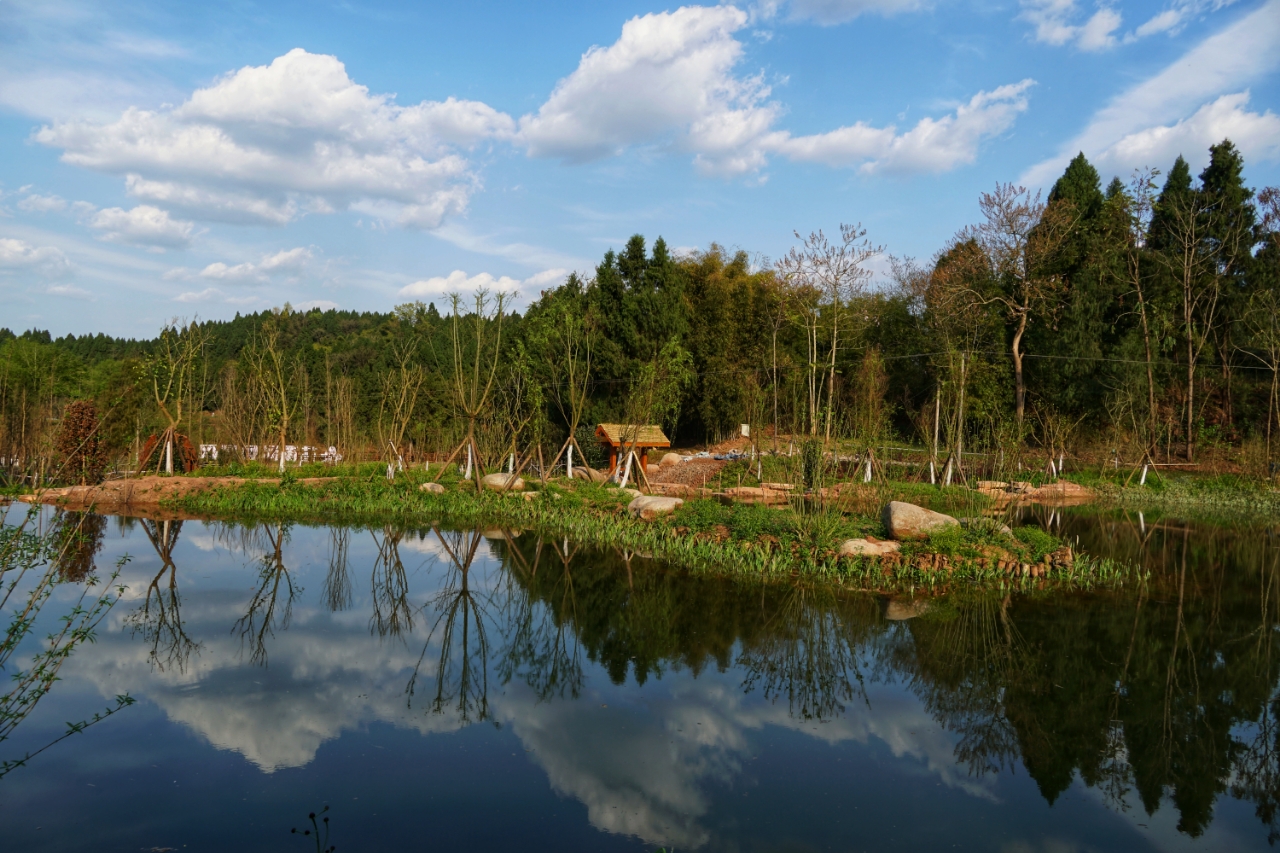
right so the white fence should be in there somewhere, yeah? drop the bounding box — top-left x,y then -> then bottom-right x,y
199,445 -> 342,464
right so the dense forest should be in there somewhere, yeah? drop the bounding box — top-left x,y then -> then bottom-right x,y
3,139 -> 1279,483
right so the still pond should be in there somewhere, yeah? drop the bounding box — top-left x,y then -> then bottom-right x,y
2,502 -> 1279,852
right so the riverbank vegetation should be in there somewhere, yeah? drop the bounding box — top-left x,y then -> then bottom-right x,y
3,140 -> 1278,504
167,472 -> 1127,592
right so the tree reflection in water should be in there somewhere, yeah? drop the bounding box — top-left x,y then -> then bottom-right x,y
321,529 -> 352,613
494,534 -> 585,702
407,528 -> 493,723
369,527 -> 413,639
232,523 -> 296,667
96,510 -> 1280,842
737,584 -> 874,721
126,518 -> 201,673
50,510 -> 106,582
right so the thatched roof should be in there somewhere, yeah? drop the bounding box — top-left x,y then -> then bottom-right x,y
595,423 -> 671,447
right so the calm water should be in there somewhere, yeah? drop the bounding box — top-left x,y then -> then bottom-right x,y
3,503 -> 1280,852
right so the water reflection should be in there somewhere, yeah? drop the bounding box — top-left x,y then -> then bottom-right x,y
126,518 -> 201,673
10,508 -> 1280,850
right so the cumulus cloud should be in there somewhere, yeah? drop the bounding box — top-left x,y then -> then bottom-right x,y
1092,91 -> 1280,174
518,5 -> 776,175
180,247 -> 314,284
0,237 -> 72,275
518,6 -> 1030,177
295,299 -> 340,312
1019,0 -> 1122,51
767,80 -> 1034,173
399,269 -> 522,298
36,49 -> 509,229
88,204 -> 195,249
17,193 -> 68,213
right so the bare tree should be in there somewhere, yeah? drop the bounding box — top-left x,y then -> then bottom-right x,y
938,184 -> 1075,424
377,340 -> 426,472
244,314 -> 303,473
1152,192 -> 1223,461
142,319 -> 209,473
437,290 -> 507,488
777,223 -> 882,442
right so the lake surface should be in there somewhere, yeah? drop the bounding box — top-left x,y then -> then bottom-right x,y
3,502 -> 1280,852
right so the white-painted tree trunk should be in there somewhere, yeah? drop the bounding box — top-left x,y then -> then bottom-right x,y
463,444 -> 473,480
567,444 -> 574,480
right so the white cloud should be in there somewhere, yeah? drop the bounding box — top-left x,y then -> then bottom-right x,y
522,268 -> 570,289
17,193 -> 68,213
398,269 -> 523,299
199,261 -> 260,281
0,237 -> 72,275
36,49 -> 507,229
175,287 -> 221,303
258,246 -> 312,273
518,6 -> 779,175
194,247 -> 313,283
1021,0 -> 1280,186
1131,0 -> 1238,40
768,80 -> 1034,173
47,283 -> 93,299
786,0 -> 929,25
88,204 -> 195,249
1092,91 -> 1280,174
1020,0 -> 1121,51
517,5 -> 1029,177
295,299 -> 340,312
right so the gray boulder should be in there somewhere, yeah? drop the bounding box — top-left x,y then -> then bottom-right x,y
839,538 -> 901,557
627,495 -> 684,520
481,473 -> 526,492
881,501 -> 960,541
419,482 -> 446,494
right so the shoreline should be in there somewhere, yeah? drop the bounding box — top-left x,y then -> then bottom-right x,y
10,472 -> 1135,593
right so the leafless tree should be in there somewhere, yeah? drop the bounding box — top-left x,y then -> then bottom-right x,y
777,223 -> 882,442
937,184 -> 1075,424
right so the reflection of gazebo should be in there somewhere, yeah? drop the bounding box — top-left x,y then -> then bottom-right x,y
595,424 -> 671,474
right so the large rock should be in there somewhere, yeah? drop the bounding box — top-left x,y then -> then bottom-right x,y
881,501 -> 960,541
839,538 -> 902,557
419,482 -> 446,494
481,473 -> 526,492
660,452 -> 682,467
572,466 -> 609,483
628,495 -> 684,520
620,487 -> 644,499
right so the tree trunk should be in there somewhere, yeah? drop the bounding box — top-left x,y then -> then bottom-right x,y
1012,311 -> 1027,424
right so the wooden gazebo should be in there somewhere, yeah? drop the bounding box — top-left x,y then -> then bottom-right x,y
595,423 -> 671,474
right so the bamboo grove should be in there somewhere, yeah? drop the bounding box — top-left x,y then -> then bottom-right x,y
2,139 -> 1279,484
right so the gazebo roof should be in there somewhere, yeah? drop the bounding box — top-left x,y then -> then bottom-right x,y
595,423 -> 671,448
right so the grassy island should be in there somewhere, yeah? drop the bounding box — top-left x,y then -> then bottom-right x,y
160,467 -> 1129,592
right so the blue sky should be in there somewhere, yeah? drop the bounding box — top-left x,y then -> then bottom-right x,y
1,0 -> 1277,338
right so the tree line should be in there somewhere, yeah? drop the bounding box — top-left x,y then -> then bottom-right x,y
2,138 -> 1278,484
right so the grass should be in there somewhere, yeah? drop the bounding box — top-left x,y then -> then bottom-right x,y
1066,468 -> 1280,515
165,468 -> 1135,593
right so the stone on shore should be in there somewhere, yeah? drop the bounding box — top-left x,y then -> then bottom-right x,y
839,538 -> 902,557
628,495 -> 684,520
419,482 -> 446,494
660,452 -> 682,467
882,501 -> 960,541
481,473 -> 526,492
